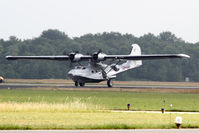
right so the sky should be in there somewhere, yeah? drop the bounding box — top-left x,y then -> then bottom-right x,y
0,0 -> 198,43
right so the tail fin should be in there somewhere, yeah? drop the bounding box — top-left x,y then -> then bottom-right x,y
129,44 -> 141,56
107,44 -> 143,76
122,44 -> 142,69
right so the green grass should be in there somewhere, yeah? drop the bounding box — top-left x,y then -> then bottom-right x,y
0,111 -> 199,129
1,89 -> 199,129
1,89 -> 199,111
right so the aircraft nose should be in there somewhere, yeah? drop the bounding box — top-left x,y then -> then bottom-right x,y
68,71 -> 73,77
68,73 -> 73,78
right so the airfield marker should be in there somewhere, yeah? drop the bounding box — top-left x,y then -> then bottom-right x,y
161,99 -> 166,113
127,104 -> 130,110
161,108 -> 165,113
176,116 -> 182,129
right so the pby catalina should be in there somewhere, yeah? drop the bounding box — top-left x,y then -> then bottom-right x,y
6,44 -> 190,87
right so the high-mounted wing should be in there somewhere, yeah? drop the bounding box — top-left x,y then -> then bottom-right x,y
104,54 -> 190,60
6,55 -> 92,61
103,44 -> 190,60
87,44 -> 190,61
6,54 -> 190,61
6,44 -> 190,61
6,56 -> 70,60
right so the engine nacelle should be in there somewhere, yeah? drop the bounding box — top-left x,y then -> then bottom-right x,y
69,52 -> 83,62
92,52 -> 106,61
97,53 -> 106,60
74,53 -> 83,61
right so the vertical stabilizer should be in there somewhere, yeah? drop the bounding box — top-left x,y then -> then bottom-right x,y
130,44 -> 141,55
121,44 -> 142,70
107,44 -> 143,77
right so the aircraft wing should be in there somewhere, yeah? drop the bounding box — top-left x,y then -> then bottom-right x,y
104,54 -> 190,60
6,56 -> 70,60
6,54 -> 190,61
6,55 -> 93,61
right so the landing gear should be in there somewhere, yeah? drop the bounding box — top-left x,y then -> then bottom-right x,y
75,81 -> 78,87
107,79 -> 113,87
79,82 -> 85,87
74,81 -> 85,87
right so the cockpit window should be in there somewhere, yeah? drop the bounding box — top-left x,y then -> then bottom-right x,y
75,66 -> 81,69
75,66 -> 86,69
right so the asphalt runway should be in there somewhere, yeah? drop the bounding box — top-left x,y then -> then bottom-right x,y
1,83 -> 199,89
1,129 -> 199,133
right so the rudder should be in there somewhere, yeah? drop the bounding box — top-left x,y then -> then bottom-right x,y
124,44 -> 142,69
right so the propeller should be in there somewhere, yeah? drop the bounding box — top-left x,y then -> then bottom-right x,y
63,51 -> 83,68
68,51 -> 82,62
92,49 -> 106,62
69,52 -> 76,62
97,49 -> 102,54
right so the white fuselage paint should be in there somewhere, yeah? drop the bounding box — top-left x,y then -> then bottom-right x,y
68,44 -> 142,83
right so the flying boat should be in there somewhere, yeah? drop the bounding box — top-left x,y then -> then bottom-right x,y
6,44 -> 190,87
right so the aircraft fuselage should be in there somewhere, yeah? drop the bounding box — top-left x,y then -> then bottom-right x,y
68,65 -> 105,83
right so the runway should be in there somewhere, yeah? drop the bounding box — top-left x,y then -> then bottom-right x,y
1,83 -> 199,89
1,129 -> 199,133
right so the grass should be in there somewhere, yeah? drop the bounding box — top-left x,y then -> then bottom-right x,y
1,82 -> 199,129
0,102 -> 102,112
0,103 -> 199,129
1,89 -> 199,111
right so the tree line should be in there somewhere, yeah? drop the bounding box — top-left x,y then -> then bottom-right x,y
0,29 -> 198,81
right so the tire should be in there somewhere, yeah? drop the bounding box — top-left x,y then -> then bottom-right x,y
79,82 -> 85,87
75,81 -> 78,87
107,79 -> 113,87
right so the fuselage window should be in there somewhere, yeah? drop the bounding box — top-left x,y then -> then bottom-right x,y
76,66 -> 81,69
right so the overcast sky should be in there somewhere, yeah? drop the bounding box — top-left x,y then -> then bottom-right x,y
0,0 -> 198,43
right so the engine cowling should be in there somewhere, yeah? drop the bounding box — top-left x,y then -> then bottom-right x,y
69,52 -> 83,62
92,52 -> 106,61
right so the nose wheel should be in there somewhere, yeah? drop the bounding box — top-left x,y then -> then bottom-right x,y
107,79 -> 113,87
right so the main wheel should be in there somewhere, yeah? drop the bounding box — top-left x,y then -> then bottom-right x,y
107,79 -> 113,87
75,81 -> 78,87
79,82 -> 85,87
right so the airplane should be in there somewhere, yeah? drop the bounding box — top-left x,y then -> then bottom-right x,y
6,44 -> 190,87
